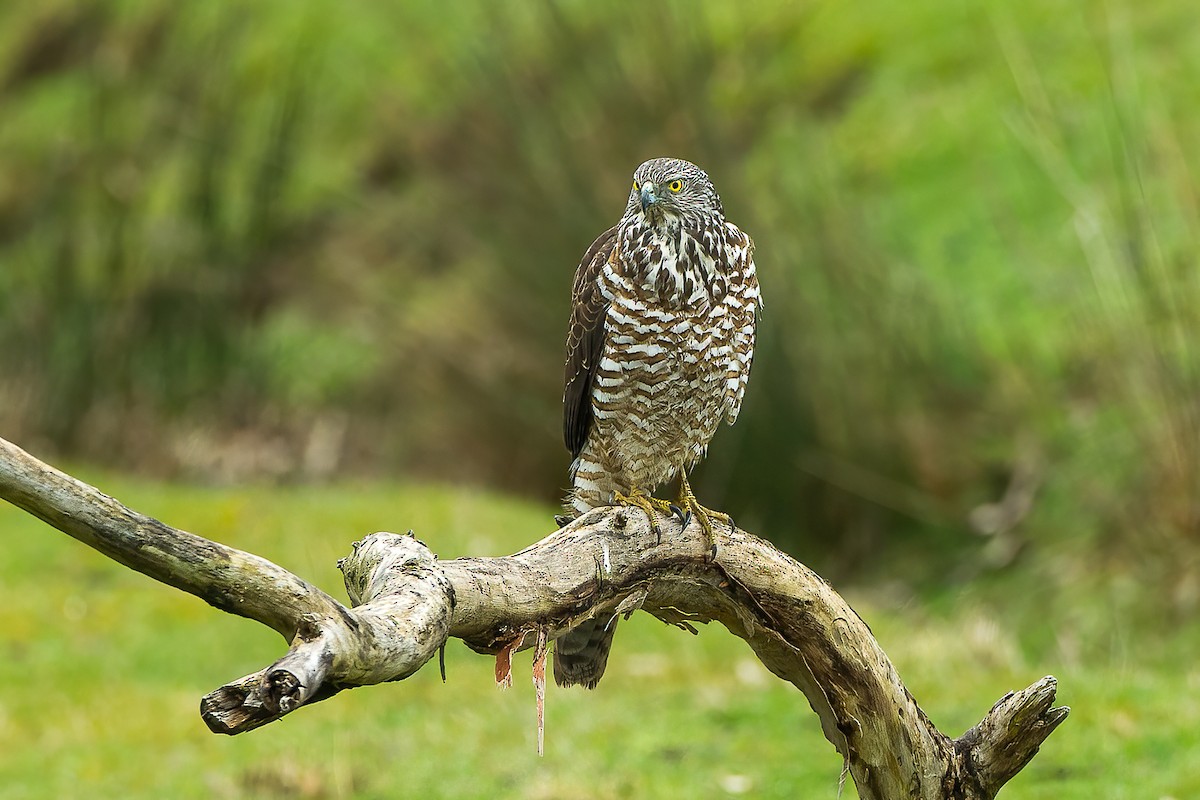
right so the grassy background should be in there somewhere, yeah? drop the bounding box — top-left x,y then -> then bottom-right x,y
0,472 -> 1195,796
2,473 -> 1199,799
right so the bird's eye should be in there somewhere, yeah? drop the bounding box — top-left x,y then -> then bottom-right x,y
632,180 -> 639,192
668,180 -> 683,193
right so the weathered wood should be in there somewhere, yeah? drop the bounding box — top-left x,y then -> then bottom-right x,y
0,436 -> 1068,799
0,437 -> 344,640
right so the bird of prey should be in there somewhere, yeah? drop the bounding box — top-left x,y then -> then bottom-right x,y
554,157 -> 761,689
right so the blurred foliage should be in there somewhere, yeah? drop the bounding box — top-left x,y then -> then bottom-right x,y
1,0 -> 1199,588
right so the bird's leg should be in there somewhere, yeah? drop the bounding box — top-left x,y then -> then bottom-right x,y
613,487 -> 675,543
675,470 -> 735,562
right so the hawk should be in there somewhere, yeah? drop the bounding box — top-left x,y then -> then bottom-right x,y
554,157 -> 761,689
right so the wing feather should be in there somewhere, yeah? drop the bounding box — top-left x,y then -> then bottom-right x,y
563,226 -> 618,458
725,227 -> 760,424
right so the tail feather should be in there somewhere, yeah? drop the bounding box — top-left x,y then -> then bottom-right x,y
558,449 -> 621,688
553,614 -> 618,689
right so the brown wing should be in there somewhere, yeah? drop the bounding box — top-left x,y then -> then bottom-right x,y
563,226 -> 618,459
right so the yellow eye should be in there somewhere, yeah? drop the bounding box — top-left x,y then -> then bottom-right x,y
668,179 -> 683,193
633,180 -> 639,192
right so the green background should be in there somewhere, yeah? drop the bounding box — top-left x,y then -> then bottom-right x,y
1,1 -> 1198,796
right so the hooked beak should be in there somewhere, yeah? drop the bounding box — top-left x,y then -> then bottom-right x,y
639,182 -> 658,213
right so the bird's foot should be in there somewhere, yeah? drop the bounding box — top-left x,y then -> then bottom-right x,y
676,472 -> 735,562
613,487 -> 676,543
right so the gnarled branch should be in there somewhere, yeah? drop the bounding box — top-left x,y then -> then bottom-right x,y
0,437 -> 1068,799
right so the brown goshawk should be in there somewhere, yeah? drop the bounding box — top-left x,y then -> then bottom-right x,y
555,157 -> 761,688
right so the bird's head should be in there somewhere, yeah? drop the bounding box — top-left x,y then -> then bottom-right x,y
626,157 -> 724,228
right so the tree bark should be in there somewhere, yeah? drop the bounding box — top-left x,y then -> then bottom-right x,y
0,436 -> 1067,799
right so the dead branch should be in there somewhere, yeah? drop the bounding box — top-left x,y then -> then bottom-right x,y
0,436 -> 1067,799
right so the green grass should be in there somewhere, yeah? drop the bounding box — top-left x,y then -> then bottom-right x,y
2,473 -> 1198,798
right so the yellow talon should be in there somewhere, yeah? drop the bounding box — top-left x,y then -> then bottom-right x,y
613,487 -> 675,543
676,471 -> 733,561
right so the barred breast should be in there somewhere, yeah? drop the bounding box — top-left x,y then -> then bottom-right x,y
567,222 -> 758,514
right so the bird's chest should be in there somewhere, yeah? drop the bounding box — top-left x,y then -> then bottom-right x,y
602,260 -> 728,377
597,269 -> 732,430
619,227 -> 727,310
